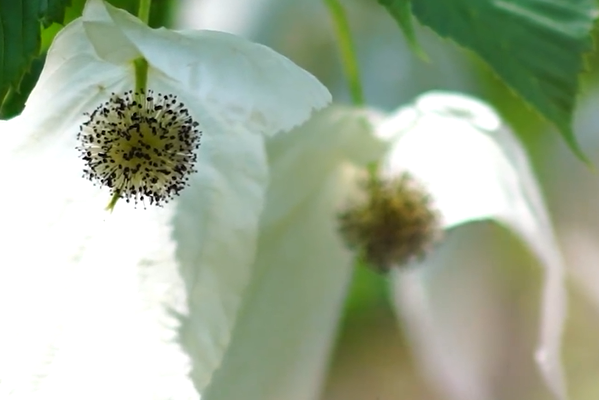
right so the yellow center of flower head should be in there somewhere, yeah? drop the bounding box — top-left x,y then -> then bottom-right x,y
77,89 -> 202,208
338,172 -> 442,274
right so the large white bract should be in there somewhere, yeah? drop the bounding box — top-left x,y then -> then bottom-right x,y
0,0 -> 330,398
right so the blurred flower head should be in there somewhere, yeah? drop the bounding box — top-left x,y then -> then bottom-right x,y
338,171 -> 442,272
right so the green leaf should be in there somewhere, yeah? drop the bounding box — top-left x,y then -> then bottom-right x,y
0,0 -> 175,120
0,53 -> 45,119
378,0 -> 428,60
383,0 -> 598,162
0,0 -> 70,109
42,0 -> 71,26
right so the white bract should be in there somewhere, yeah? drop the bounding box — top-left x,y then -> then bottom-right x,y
383,94 -> 567,400
0,0 -> 330,398
203,106 -> 386,400
202,92 -> 568,400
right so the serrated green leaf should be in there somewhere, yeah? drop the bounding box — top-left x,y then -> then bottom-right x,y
382,0 -> 598,162
0,0 -> 70,110
378,0 -> 428,60
42,0 -> 72,26
0,53 -> 45,119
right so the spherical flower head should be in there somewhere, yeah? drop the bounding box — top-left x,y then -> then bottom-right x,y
338,172 -> 442,273
77,90 -> 201,208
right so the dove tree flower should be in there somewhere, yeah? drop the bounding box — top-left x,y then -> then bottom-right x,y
0,0 -> 330,398
200,92 -> 568,400
384,94 -> 567,400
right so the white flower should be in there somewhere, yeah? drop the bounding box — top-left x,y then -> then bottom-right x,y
200,92 -> 568,400
0,0 -> 330,398
384,94 -> 567,400
201,105 -> 386,400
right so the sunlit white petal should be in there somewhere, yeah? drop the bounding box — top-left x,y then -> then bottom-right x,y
84,0 -> 331,135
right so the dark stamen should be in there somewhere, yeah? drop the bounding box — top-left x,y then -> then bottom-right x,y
76,90 -> 202,208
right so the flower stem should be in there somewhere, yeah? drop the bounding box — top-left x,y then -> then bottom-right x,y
134,57 -> 148,93
324,0 -> 364,106
106,0 -> 152,212
134,0 -> 151,93
324,0 -> 378,178
106,188 -> 122,213
110,56 -> 148,211
137,0 -> 152,25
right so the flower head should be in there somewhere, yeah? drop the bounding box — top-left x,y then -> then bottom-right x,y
77,90 -> 201,207
338,172 -> 442,272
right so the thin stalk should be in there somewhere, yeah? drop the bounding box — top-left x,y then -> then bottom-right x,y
106,188 -> 123,212
106,0 -> 152,212
324,0 -> 364,106
135,0 -> 151,94
137,0 -> 151,25
134,57 -> 148,93
324,0 -> 378,177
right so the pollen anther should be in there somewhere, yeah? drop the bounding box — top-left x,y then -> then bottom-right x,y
77,90 -> 202,207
